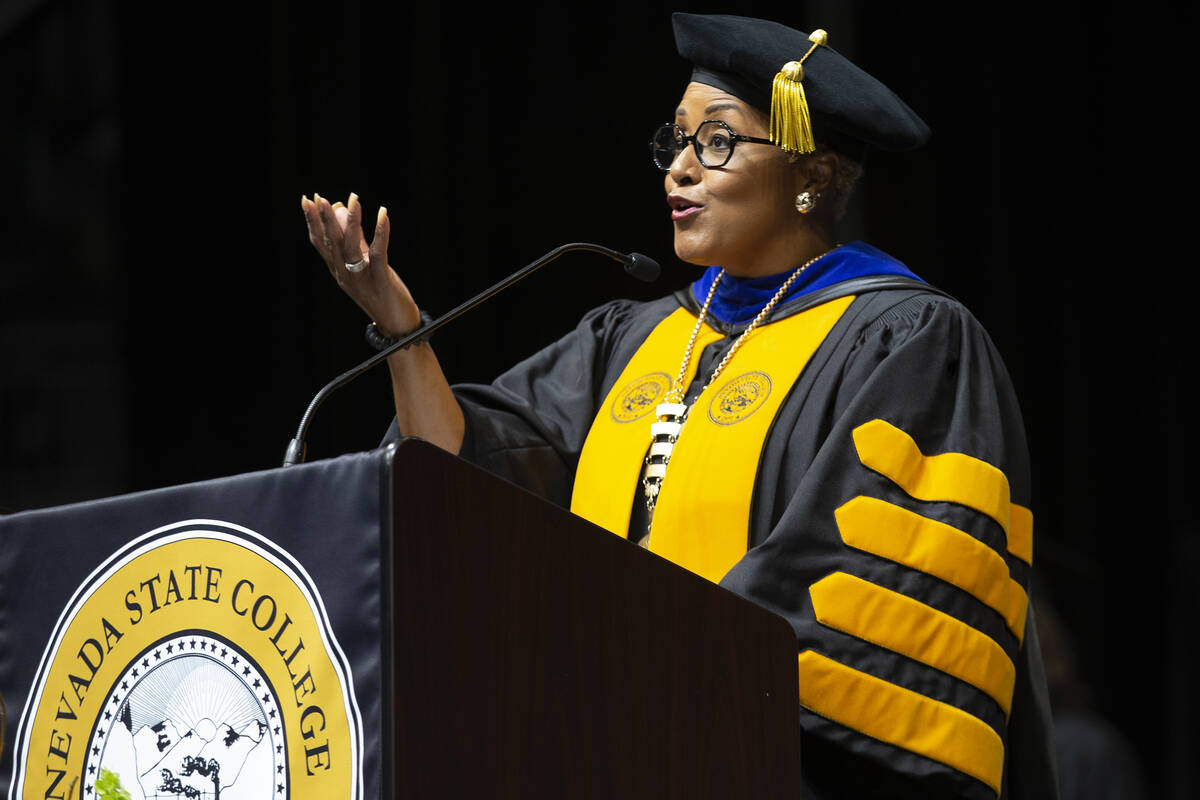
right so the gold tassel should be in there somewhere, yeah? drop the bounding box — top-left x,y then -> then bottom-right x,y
769,28 -> 828,155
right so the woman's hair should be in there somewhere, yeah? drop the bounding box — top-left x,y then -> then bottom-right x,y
829,149 -> 864,222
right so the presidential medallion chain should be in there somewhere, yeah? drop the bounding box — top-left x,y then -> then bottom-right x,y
641,248 -> 837,532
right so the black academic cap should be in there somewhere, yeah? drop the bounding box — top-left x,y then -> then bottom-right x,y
671,13 -> 930,154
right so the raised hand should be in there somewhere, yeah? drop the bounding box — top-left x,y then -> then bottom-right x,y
301,192 -> 420,338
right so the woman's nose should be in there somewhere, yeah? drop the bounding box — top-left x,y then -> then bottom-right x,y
668,142 -> 701,184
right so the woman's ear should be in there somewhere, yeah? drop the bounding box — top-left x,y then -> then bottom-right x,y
796,149 -> 840,195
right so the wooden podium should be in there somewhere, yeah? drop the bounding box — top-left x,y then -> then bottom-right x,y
0,439 -> 801,799
384,438 -> 802,798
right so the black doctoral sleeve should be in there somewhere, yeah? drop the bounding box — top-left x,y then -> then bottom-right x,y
719,292 -> 1056,799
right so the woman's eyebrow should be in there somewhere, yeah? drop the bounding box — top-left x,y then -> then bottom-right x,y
674,102 -> 743,118
704,102 -> 742,115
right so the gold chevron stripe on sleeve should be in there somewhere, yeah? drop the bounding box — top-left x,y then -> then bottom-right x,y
851,419 -> 1032,563
1008,502 -> 1033,565
797,649 -> 1005,796
834,497 -> 1028,643
810,572 -> 1016,715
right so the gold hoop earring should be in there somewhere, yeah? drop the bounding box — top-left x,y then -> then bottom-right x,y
795,191 -> 819,215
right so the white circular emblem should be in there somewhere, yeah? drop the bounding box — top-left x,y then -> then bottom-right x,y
89,634 -> 285,799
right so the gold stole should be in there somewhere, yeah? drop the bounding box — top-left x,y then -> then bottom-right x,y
571,295 -> 855,582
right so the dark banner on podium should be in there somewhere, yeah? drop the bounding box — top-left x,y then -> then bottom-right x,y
0,447 -> 393,800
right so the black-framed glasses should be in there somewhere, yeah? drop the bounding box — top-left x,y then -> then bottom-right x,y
649,120 -> 775,171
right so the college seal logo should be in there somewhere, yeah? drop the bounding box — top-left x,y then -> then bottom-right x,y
7,520 -> 362,800
708,371 -> 773,425
611,373 -> 672,423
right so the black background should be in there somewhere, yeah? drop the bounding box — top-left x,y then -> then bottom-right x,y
1,0 -> 1193,795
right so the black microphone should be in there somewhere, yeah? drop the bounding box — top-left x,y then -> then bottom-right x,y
282,242 -> 660,467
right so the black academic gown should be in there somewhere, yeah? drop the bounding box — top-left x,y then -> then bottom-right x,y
386,277 -> 1059,799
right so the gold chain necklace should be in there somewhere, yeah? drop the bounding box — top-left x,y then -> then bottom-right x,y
641,247 -> 837,529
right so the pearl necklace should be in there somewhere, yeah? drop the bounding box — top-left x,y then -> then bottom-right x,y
641,248 -> 837,531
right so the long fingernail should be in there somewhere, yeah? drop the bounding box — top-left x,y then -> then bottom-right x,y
314,192 -> 324,204
377,207 -> 387,225
349,192 -> 359,207
300,195 -> 309,211
332,201 -> 344,210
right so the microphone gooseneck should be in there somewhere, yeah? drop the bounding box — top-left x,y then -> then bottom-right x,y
282,243 -> 660,467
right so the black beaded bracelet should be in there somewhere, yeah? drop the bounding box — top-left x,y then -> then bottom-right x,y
365,310 -> 434,352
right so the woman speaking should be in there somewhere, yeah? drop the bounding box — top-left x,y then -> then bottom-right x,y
300,13 -> 1057,799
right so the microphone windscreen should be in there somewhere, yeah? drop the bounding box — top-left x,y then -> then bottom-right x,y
625,252 -> 661,282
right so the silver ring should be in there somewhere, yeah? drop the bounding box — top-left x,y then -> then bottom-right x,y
344,257 -> 368,273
